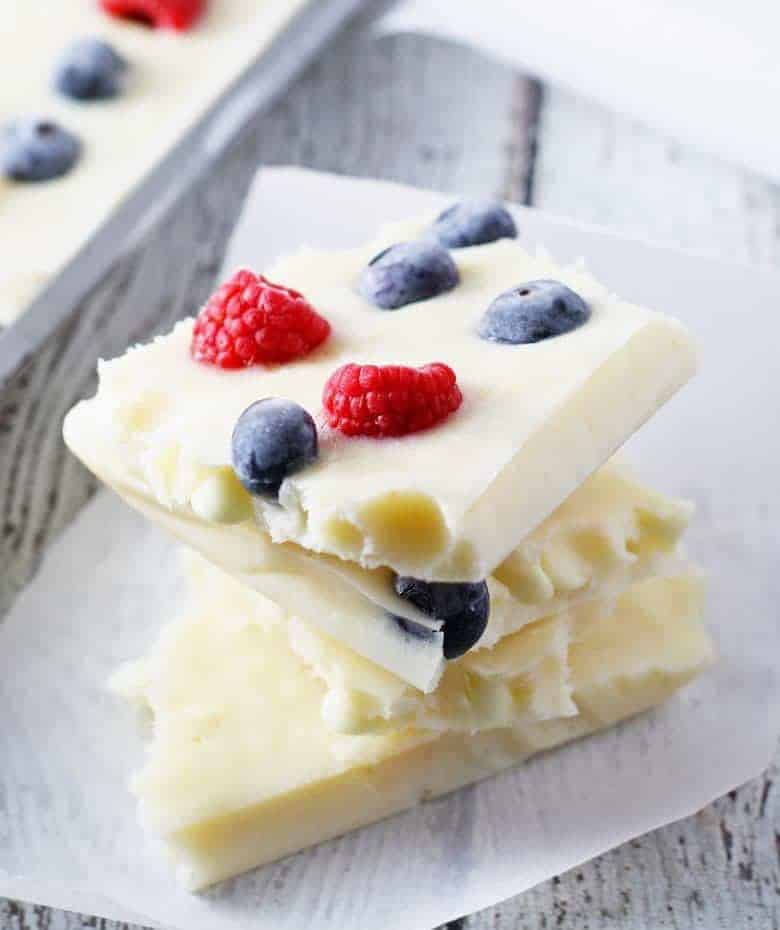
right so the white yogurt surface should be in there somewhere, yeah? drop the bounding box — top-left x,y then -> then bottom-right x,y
0,0 -> 305,323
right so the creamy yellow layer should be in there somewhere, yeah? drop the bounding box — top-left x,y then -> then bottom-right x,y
112,556 -> 712,889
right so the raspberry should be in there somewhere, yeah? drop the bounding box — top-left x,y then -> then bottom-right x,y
191,270 -> 330,369
323,363 -> 462,438
99,0 -> 206,31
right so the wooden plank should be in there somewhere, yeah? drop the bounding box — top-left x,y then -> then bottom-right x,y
249,29 -> 523,195
532,87 -> 780,264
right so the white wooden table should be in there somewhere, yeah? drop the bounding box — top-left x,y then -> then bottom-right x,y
2,7 -> 779,929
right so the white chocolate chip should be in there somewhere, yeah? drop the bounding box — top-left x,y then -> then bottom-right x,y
190,470 -> 252,525
321,688 -> 386,735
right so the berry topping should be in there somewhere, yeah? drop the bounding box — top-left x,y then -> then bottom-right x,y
393,576 -> 490,659
323,362 -> 462,438
478,279 -> 590,345
99,0 -> 205,30
1,119 -> 81,182
432,200 -> 518,249
54,38 -> 128,101
232,398 -> 318,499
359,241 -> 459,310
191,269 -> 330,369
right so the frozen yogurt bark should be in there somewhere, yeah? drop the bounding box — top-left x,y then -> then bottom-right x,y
64,219 -> 696,578
65,206 -> 697,689
112,552 -> 713,889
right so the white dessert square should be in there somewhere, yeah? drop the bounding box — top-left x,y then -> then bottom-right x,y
64,225 -> 696,584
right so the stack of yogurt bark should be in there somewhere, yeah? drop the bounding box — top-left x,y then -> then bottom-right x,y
64,197 -> 713,890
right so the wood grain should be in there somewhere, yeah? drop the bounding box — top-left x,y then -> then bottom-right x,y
533,88 -> 780,266
2,12 -> 779,930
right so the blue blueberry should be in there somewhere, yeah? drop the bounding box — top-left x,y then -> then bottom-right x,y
358,241 -> 459,310
1,119 -> 81,182
432,200 -> 517,248
393,576 -> 490,659
54,38 -> 128,101
231,398 -> 318,499
478,279 -> 590,345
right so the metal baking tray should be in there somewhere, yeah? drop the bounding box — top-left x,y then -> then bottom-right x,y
0,0 -> 372,388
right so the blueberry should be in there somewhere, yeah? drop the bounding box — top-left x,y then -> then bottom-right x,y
432,200 -> 517,249
54,38 -> 128,101
1,119 -> 81,182
478,279 -> 590,345
358,241 -> 459,310
231,398 -> 318,499
393,576 -> 489,659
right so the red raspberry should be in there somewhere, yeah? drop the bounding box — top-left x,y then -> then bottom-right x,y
99,0 -> 205,30
323,363 -> 463,438
190,270 -> 331,369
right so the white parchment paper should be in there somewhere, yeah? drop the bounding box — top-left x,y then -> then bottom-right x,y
1,168 -> 778,930
378,0 -> 780,184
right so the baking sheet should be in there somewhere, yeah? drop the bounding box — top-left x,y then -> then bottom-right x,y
1,168 -> 778,930
0,0 -> 370,388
